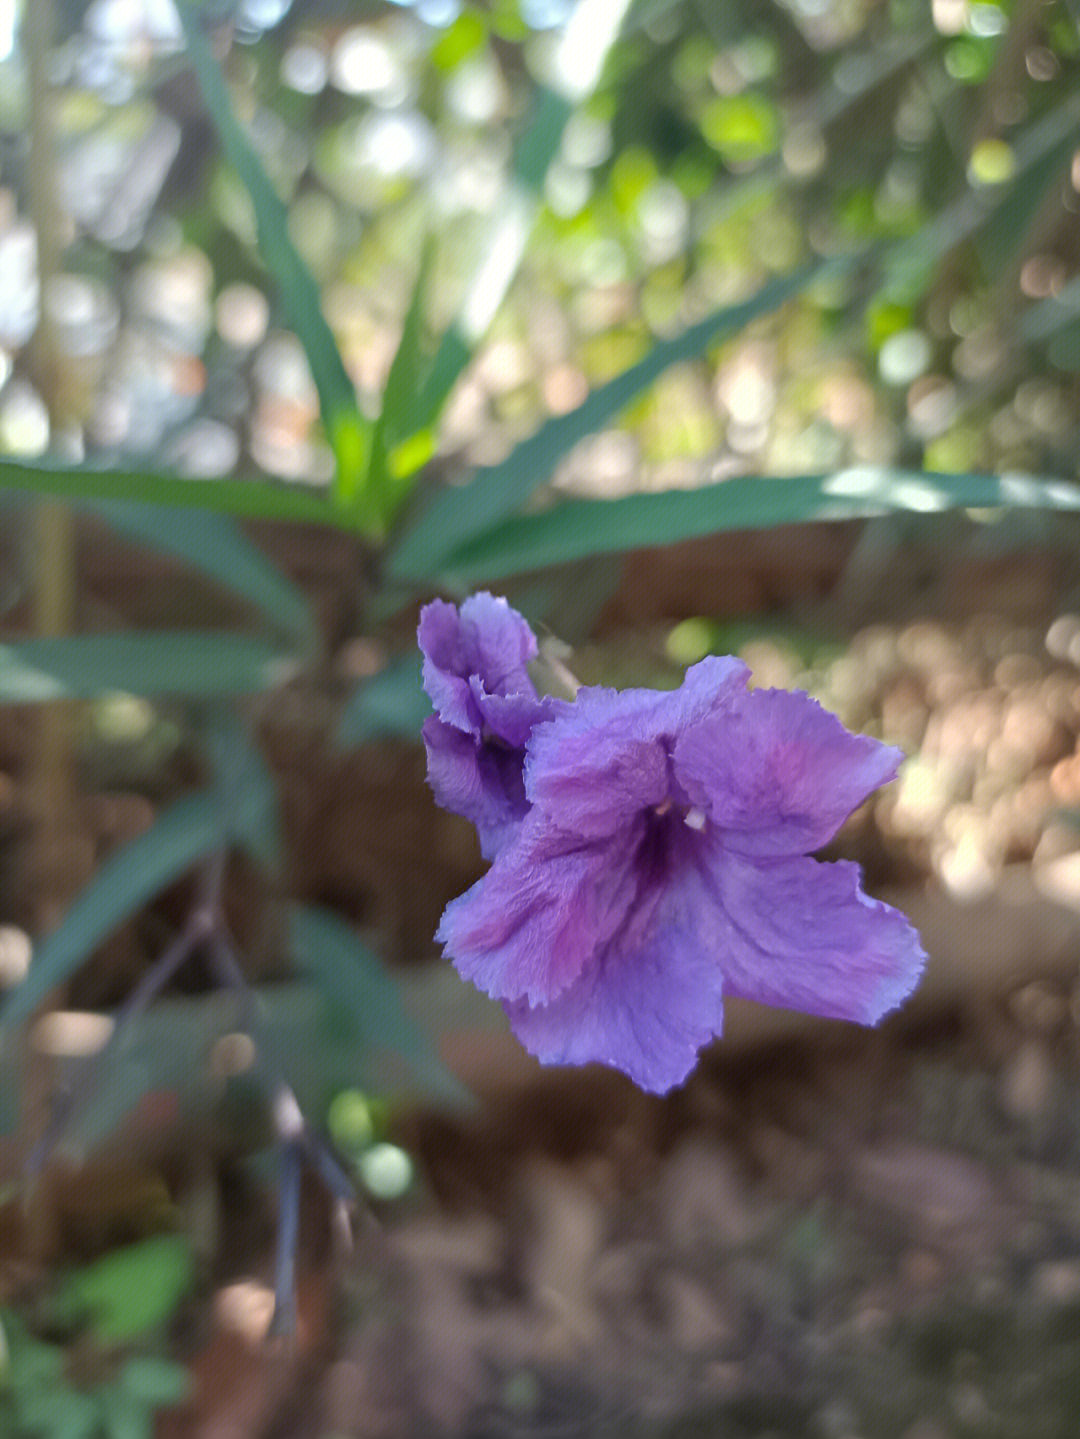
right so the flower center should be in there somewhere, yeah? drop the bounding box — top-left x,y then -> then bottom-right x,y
653,797 -> 707,830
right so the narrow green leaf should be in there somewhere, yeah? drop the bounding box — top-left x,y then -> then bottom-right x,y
407,89 -> 574,436
977,126 -> 1076,274
52,979 -> 470,1149
404,0 -> 637,438
1022,275 -> 1080,345
289,905 -> 464,1102
336,654 -> 427,749
200,707 -> 282,871
89,502 -> 315,650
174,5 -> 368,514
2,793 -> 225,1028
882,96 -> 1080,300
0,632 -> 292,702
0,457 -> 354,528
436,468 -> 1080,583
388,262 -> 834,582
364,236 -> 438,523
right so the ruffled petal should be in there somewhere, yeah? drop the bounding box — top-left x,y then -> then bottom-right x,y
525,656 -> 750,838
422,717 -> 528,859
477,686 -> 566,749
437,813 -> 644,1005
419,593 -> 539,735
418,600 -> 480,733
503,827 -> 726,1094
674,687 -> 902,857
703,844 -> 925,1024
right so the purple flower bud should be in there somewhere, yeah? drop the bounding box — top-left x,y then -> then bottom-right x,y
418,593 -> 567,858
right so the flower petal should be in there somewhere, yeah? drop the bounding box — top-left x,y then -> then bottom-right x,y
525,655 -> 750,838
705,845 -> 925,1024
477,686 -> 565,749
503,828 -> 726,1094
419,592 -> 539,735
437,812 -> 646,1004
422,716 -> 529,859
674,687 -> 902,857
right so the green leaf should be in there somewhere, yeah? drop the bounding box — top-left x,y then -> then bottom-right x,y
0,632 -> 292,702
52,1235 -> 195,1344
174,6 -> 368,517
98,1383 -> 153,1439
388,262 -> 835,582
49,1392 -> 103,1439
89,502 -> 315,651
406,87 -> 574,436
1,793 -> 226,1028
435,468 -> 1080,583
363,235 -> 438,524
977,121 -> 1076,274
200,708 -> 281,871
336,654 -> 427,749
405,0 -> 637,438
1022,275 -> 1080,346
882,97 -> 1080,301
0,457 -> 352,528
289,906 -> 465,1102
119,1356 -> 192,1408
14,1385 -> 101,1439
59,980 -> 468,1145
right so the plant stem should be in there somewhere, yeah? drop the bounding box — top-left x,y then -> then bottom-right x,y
22,0 -> 80,934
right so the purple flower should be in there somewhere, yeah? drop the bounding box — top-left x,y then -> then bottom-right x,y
419,593 -> 567,859
421,597 -> 926,1095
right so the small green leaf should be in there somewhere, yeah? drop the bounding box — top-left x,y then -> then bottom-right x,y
0,632 -> 292,702
46,1391 -> 102,1439
98,1382 -> 153,1439
1,793 -> 226,1028
15,1385 -> 101,1438
119,1356 -> 192,1408
53,1236 -> 194,1344
337,654 -> 427,749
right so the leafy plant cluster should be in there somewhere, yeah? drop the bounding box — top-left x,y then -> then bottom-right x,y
0,1237 -> 192,1439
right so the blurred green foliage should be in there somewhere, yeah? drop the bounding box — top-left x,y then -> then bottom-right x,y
0,1237 -> 193,1437
0,0 -> 1079,1378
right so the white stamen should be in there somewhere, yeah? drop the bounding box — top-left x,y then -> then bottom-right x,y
654,798 -> 673,816
684,807 -> 707,831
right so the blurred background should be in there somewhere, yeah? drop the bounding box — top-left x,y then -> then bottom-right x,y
3,0 -> 1080,1434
